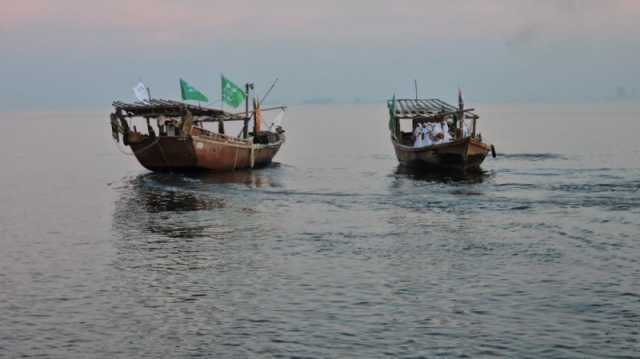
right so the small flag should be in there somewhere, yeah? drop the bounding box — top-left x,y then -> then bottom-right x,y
221,75 -> 246,108
458,88 -> 464,110
133,81 -> 150,102
180,79 -> 208,102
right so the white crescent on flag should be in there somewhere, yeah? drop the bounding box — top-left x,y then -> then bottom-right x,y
133,82 -> 150,102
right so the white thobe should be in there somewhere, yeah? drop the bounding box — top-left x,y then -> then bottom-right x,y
460,119 -> 470,137
431,123 -> 443,144
422,126 -> 432,146
442,122 -> 452,143
413,125 -> 423,147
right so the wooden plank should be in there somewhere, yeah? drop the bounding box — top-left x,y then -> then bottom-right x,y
417,99 -> 435,113
390,98 -> 465,117
417,100 -> 430,114
399,100 -> 409,115
412,99 -> 421,114
395,108 -> 475,120
433,99 -> 456,111
409,100 -> 417,114
424,99 -> 437,112
428,99 -> 440,110
113,99 -> 240,120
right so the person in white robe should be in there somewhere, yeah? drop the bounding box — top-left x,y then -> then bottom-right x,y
461,119 -> 470,138
422,124 -> 433,147
431,122 -> 443,145
413,123 -> 423,147
442,121 -> 452,143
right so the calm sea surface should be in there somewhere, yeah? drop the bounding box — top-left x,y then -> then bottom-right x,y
1,103 -> 639,358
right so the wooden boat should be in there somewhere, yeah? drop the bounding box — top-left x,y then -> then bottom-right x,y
110,99 -> 285,172
388,97 -> 495,171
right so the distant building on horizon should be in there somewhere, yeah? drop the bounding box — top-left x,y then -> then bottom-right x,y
616,86 -> 627,100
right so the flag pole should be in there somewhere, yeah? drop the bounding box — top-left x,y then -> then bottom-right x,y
243,82 -> 250,138
220,74 -> 224,113
458,87 -> 464,139
219,74 -> 225,135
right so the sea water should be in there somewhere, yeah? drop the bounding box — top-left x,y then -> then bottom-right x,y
0,103 -> 639,358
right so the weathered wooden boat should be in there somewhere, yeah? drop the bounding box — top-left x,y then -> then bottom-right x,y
388,97 -> 495,171
110,99 -> 285,172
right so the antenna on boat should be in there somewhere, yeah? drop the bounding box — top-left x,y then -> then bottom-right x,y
414,79 -> 419,100
260,78 -> 279,104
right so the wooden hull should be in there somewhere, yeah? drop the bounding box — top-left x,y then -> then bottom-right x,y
392,137 -> 489,171
128,130 -> 284,172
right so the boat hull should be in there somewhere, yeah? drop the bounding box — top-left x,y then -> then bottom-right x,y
128,131 -> 284,172
392,137 -> 489,171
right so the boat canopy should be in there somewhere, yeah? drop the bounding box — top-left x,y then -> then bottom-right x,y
112,99 -> 243,120
388,98 -> 478,120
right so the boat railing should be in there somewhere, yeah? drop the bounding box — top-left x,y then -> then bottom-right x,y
191,127 -> 249,145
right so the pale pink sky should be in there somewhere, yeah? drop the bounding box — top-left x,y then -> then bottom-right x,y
1,0 -> 639,109
2,0 -> 639,47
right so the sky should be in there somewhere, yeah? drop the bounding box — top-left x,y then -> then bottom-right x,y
1,0 -> 639,110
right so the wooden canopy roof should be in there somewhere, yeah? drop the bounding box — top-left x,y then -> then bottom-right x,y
112,99 -> 243,120
388,98 -> 478,119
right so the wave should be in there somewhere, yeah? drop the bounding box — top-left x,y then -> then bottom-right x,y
499,153 -> 568,161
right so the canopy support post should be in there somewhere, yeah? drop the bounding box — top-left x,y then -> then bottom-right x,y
472,117 -> 477,138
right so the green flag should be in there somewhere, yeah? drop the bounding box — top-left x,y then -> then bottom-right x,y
180,79 -> 208,102
221,75 -> 246,108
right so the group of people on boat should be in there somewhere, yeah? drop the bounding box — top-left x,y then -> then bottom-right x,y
413,119 -> 470,147
413,121 -> 451,147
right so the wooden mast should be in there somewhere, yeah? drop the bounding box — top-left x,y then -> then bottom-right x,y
219,75 -> 225,134
458,89 -> 464,139
243,83 -> 253,138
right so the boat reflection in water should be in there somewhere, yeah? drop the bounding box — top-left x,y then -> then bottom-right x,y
112,165 -> 283,242
110,165 -> 286,280
393,164 -> 491,184
184,162 -> 283,188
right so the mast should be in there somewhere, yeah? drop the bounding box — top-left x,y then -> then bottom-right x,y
220,74 -> 224,113
243,82 -> 254,138
458,88 -> 464,139
252,98 -> 261,135
219,74 -> 225,134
